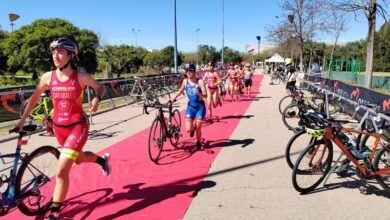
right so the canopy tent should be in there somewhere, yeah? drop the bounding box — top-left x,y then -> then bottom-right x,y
265,53 -> 285,63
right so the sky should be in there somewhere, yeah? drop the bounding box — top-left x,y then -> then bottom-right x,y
0,0 -> 389,53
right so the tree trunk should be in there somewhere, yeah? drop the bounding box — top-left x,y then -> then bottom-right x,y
365,0 -> 376,89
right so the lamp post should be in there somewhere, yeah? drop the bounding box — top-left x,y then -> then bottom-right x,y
256,35 -> 261,55
195,28 -> 200,68
131,28 -> 141,47
8,13 -> 20,32
173,0 -> 179,74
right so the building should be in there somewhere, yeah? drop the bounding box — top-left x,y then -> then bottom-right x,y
245,44 -> 276,55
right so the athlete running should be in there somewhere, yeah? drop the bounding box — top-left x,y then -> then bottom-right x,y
15,37 -> 111,220
243,63 -> 254,97
202,61 -> 222,121
171,62 -> 207,149
228,65 -> 239,101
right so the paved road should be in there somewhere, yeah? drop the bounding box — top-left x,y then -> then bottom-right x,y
1,73 -> 390,219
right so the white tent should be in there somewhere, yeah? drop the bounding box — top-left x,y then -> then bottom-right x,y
265,53 -> 285,63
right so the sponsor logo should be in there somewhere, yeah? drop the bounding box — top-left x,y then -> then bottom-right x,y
383,99 -> 390,111
350,88 -> 360,100
0,92 -> 18,114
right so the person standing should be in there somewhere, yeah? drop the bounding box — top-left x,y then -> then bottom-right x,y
284,58 -> 298,94
171,62 -> 207,149
15,37 -> 111,220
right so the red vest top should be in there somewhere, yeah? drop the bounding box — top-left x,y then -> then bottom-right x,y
50,71 -> 84,125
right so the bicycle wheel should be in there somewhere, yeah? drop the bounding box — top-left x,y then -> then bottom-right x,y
148,118 -> 164,163
285,129 -> 317,169
16,146 -> 60,216
279,95 -> 293,115
282,104 -> 300,130
373,146 -> 390,191
127,85 -> 141,104
271,76 -> 281,85
292,139 -> 333,193
156,88 -> 171,102
143,90 -> 157,105
169,109 -> 182,148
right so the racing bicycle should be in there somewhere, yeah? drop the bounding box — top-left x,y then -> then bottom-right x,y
0,125 -> 59,216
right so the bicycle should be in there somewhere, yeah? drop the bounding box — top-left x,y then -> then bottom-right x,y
20,90 -> 54,136
143,101 -> 182,163
0,125 -> 60,216
127,77 -> 170,105
270,71 -> 286,85
291,115 -> 390,194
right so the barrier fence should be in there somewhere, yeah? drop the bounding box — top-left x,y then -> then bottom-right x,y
0,74 -> 183,124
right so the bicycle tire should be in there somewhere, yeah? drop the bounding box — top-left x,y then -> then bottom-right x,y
16,146 -> 60,216
271,76 -> 281,85
148,117 -> 164,163
282,103 -> 300,130
169,109 -> 182,148
156,88 -> 171,102
285,129 -> 317,169
292,139 -> 333,193
127,86 -> 141,104
373,146 -> 390,191
279,95 -> 293,115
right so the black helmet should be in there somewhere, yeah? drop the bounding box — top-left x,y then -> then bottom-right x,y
183,62 -> 196,71
50,37 -> 78,55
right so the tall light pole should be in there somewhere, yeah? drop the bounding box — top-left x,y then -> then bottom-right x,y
221,0 -> 225,67
195,28 -> 200,68
256,35 -> 261,55
131,28 -> 141,47
173,0 -> 179,74
9,13 -> 20,32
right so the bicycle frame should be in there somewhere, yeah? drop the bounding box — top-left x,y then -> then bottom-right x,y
322,127 -> 385,176
0,133 -> 53,212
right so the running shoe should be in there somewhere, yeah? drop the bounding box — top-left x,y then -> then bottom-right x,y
102,153 -> 112,176
45,212 -> 59,220
196,141 -> 201,150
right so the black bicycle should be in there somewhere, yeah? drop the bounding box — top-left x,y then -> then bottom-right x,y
143,101 -> 182,163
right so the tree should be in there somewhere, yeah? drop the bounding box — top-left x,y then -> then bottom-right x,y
221,47 -> 242,64
278,0 -> 325,70
374,22 -> 390,71
324,9 -> 348,77
160,46 -> 183,73
2,18 -> 99,79
0,30 -> 8,74
143,51 -> 165,73
328,0 -> 389,88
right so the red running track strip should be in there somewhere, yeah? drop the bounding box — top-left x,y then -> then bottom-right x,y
9,74 -> 263,220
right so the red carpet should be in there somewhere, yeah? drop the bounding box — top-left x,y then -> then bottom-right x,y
8,75 -> 264,220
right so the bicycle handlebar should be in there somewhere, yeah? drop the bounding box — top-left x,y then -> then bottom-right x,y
143,101 -> 173,115
9,124 -> 37,134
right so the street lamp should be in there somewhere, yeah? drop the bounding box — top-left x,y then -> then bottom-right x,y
8,13 -> 20,32
256,36 -> 261,55
195,28 -> 200,68
173,0 -> 179,74
131,28 -> 141,47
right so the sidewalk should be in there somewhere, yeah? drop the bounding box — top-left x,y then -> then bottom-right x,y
184,74 -> 390,220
